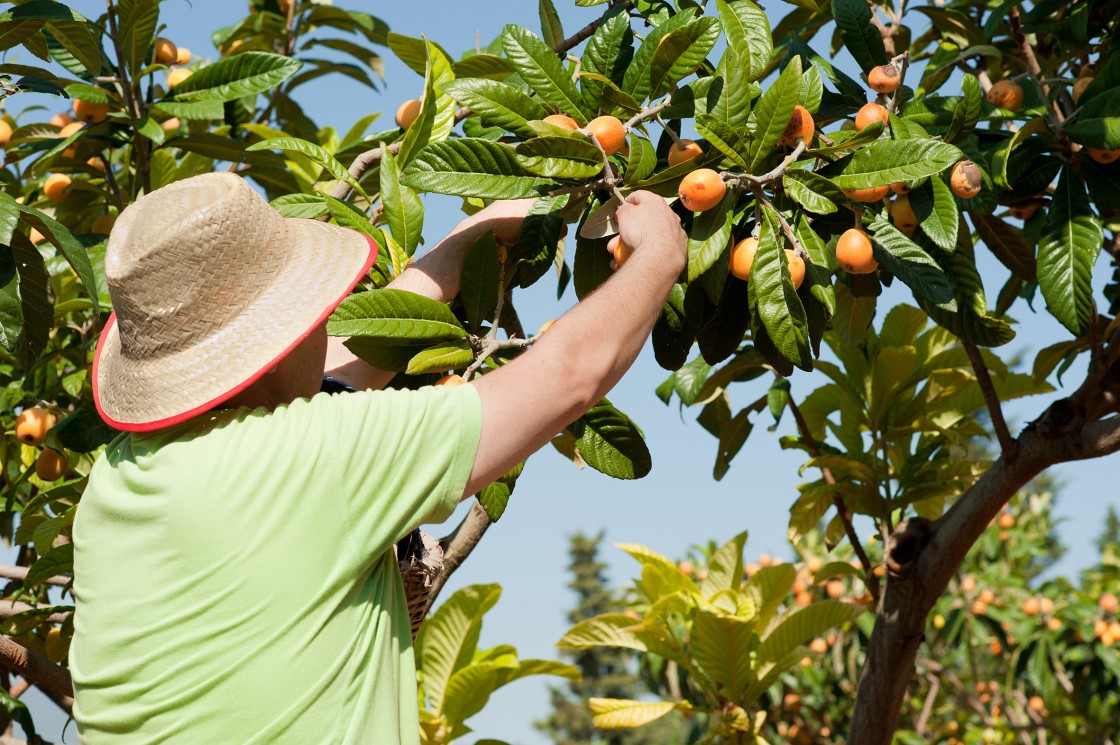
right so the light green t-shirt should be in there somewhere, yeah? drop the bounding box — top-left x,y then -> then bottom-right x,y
71,385 -> 482,744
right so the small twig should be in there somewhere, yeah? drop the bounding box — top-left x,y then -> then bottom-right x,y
548,179 -> 613,197
567,55 -> 582,85
0,565 -> 70,588
554,0 -> 635,55
621,98 -> 673,131
755,190 -> 807,259
962,342 -> 1018,460
887,52 -> 910,114
786,389 -> 880,599
730,140 -> 807,188
914,675 -> 940,736
1009,7 -> 1065,123
588,132 -> 627,203
654,114 -> 680,143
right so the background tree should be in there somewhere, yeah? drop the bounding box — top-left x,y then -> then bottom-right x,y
538,532 -> 686,745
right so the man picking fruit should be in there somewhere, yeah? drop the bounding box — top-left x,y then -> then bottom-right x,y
71,172 -> 685,744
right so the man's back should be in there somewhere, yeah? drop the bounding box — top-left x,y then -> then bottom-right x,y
71,386 -> 481,744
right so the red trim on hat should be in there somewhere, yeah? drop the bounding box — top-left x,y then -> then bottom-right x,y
93,234 -> 379,433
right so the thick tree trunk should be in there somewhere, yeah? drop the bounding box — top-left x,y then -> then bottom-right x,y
848,366 -> 1120,745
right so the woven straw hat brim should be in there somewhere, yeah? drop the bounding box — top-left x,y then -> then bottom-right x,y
93,218 -> 376,432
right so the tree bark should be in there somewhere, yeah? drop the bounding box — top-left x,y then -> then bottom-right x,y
0,638 -> 73,714
848,347 -> 1120,745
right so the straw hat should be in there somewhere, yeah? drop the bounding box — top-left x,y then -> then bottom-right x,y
93,172 -> 377,432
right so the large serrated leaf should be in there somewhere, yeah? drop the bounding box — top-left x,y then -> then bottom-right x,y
580,9 -> 632,114
909,177 -> 958,252
750,208 -> 811,369
460,231 -> 501,331
248,136 -> 366,198
401,139 -> 555,199
831,139 -> 964,189
757,599 -> 866,662
567,399 -> 652,480
512,194 -> 568,288
515,135 -> 604,179
328,289 -> 468,343
944,73 -> 981,144
406,342 -> 474,375
783,169 -> 842,214
170,51 -> 302,103
691,611 -> 756,700
589,699 -> 676,730
622,9 -> 695,103
397,41 -> 456,169
647,17 -> 720,99
921,229 -> 1014,347
558,613 -> 648,651
0,232 -> 50,370
971,214 -> 1036,281
831,0 -> 887,71
415,584 -> 501,711
687,193 -> 735,282
1066,88 -> 1120,149
379,148 -> 423,256
748,57 -> 802,172
867,213 -> 955,307
1037,168 -> 1102,336
502,25 -> 587,120
440,78 -> 548,138
14,198 -> 98,306
116,0 -> 158,76
717,0 -> 772,81
694,114 -> 750,170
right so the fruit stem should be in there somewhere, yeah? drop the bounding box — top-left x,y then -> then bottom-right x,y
622,98 -> 674,132
588,132 -> 628,204
887,52 -> 909,114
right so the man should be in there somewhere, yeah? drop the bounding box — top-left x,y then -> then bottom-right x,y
71,171 -> 686,743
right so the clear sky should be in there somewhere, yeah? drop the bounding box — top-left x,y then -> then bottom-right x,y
6,2 -> 1118,743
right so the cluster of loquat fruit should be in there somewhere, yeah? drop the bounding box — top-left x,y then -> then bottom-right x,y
13,407 -> 69,484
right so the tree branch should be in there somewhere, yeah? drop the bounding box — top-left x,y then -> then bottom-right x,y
0,566 -> 70,587
962,341 -> 1018,460
428,502 -> 493,606
0,638 -> 73,714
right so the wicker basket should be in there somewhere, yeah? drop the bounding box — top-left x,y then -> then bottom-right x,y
396,529 -> 444,640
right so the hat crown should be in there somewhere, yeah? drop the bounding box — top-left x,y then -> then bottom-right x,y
105,173 -> 285,360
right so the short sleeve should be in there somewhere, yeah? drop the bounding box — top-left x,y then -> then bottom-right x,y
299,385 -> 482,559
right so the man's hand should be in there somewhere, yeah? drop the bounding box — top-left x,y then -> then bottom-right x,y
613,191 -> 688,275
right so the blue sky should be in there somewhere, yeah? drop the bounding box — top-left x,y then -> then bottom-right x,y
5,1 -> 1118,743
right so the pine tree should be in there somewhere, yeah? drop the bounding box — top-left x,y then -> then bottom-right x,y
536,532 -> 684,745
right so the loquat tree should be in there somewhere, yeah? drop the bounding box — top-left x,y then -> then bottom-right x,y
0,0 -> 1119,743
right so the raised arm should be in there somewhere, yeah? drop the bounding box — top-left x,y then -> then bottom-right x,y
463,191 -> 686,496
324,200 -> 535,389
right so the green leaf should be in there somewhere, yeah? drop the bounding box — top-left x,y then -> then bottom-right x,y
831,139 -> 964,189
867,213 -> 955,307
1037,168 -> 1102,336
515,135 -> 605,179
691,610 -> 756,700
748,57 -> 802,172
401,139 -> 555,199
757,599 -> 866,662
450,54 -> 514,81
538,0 -> 564,48
580,10 -> 632,114
647,17 -> 720,99
0,233 -> 50,370
14,198 -> 98,307
440,79 -> 548,138
700,531 -> 748,597
397,41 -> 457,169
25,543 -> 72,587
171,52 -> 302,103
831,0 -> 887,71
328,289 -> 468,344
783,169 -> 842,214
622,9 -> 695,102
909,177 -> 958,252
406,342 -> 474,375
1066,88 -> 1120,149
558,613 -> 648,652
717,0 -> 773,81
117,0 -> 159,76
415,584 -> 502,711
749,208 -> 811,370
944,74 -> 981,144
379,148 -> 423,256
832,281 -> 876,345
709,46 -> 751,127
921,231 -> 1014,347
589,699 -> 676,730
46,19 -> 100,75
512,194 -> 568,288
694,114 -> 749,170
460,231 -> 501,331
247,136 -> 366,199
567,399 -> 652,480
502,25 -> 587,120
687,193 -> 735,282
